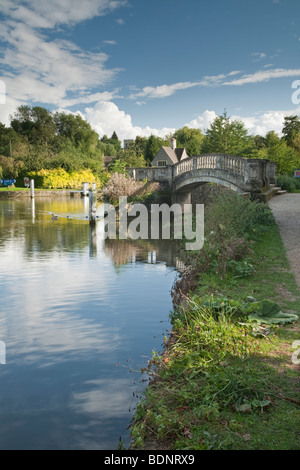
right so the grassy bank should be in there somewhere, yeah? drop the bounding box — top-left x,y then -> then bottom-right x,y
130,190 -> 300,450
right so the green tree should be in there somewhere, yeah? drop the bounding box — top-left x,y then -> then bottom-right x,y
202,112 -> 254,155
10,106 -> 56,147
129,136 -> 148,157
0,123 -> 21,157
54,112 -> 99,151
145,135 -> 166,164
121,148 -> 146,167
173,126 -> 204,155
282,115 -> 300,147
255,131 -> 300,174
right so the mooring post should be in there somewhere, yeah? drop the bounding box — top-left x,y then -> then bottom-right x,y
82,182 -> 89,197
89,188 -> 97,225
30,179 -> 35,198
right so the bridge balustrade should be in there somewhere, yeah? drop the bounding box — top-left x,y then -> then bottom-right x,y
174,154 -> 245,178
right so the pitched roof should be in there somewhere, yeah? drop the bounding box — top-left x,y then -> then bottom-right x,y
152,146 -> 189,165
175,148 -> 185,160
161,146 -> 179,164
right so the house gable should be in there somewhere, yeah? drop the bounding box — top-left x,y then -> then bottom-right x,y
152,147 -> 175,166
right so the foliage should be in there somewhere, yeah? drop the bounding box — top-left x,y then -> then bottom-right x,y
253,131 -> 300,174
202,111 -> 254,156
26,167 -> 101,189
282,115 -> 300,148
243,299 -> 299,325
276,174 -> 300,192
173,126 -> 204,156
145,135 -> 167,164
101,172 -> 145,203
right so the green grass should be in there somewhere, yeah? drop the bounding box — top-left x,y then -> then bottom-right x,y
130,204 -> 300,451
0,186 -> 30,191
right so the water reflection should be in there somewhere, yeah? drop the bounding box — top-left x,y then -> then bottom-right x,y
0,197 -> 180,450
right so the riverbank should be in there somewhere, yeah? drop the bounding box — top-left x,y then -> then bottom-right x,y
130,190 -> 300,450
0,188 -> 104,199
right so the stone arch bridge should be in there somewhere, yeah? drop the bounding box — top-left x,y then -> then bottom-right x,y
128,153 -> 277,204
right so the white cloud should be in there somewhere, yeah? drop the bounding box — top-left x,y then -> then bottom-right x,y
185,108 -> 300,137
0,0 -> 128,29
83,101 -> 175,140
130,71 -> 244,102
230,111 -> 286,135
0,1 -> 125,116
252,52 -> 267,61
130,82 -> 203,100
224,68 -> 300,86
103,40 -> 117,45
185,110 -> 218,131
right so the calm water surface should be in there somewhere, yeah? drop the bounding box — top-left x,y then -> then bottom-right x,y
0,197 -> 180,450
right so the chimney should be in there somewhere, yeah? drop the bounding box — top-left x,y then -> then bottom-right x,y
170,137 -> 176,150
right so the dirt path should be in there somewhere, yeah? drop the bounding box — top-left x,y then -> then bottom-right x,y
268,193 -> 300,291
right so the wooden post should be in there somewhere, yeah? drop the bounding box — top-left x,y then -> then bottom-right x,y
82,182 -> 89,197
89,189 -> 97,225
30,179 -> 35,198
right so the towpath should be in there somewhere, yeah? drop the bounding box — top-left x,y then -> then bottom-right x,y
268,193 -> 300,291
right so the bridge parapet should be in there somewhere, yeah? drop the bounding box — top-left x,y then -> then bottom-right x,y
129,154 -> 277,200
175,154 -> 246,179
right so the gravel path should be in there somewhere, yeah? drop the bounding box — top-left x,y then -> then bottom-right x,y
268,193 -> 300,291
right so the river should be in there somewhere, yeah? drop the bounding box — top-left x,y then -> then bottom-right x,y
0,196 -> 180,450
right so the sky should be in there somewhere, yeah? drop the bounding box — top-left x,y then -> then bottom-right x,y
0,0 -> 299,142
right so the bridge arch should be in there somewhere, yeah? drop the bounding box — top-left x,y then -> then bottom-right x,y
128,153 -> 277,204
173,174 -> 248,195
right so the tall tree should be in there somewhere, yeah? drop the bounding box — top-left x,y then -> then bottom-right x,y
54,112 -> 99,153
145,135 -> 165,163
10,106 -> 56,146
202,111 -> 254,155
282,115 -> 300,147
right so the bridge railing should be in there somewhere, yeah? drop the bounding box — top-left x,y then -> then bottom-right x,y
174,154 -> 245,178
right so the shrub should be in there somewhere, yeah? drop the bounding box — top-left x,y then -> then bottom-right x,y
276,174 -> 300,192
27,167 -> 101,189
101,172 -> 145,204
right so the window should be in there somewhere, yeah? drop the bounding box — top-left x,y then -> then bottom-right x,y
157,160 -> 167,167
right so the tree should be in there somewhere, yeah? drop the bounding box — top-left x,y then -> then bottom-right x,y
10,106 -> 56,146
255,131 -> 300,174
145,135 -> 165,164
128,136 -> 148,158
202,111 -> 254,155
173,126 -> 204,155
282,115 -> 300,147
0,123 -> 21,157
54,112 -> 99,151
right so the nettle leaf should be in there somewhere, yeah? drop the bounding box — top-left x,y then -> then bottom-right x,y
247,300 -> 299,325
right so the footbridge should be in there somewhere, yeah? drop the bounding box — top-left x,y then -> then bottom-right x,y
128,154 -> 277,204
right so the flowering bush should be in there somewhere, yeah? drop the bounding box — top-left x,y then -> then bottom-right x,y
101,172 -> 145,203
27,168 -> 102,189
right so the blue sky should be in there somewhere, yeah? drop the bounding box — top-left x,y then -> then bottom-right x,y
0,0 -> 299,141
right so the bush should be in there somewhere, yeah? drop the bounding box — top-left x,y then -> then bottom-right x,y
101,172 -> 146,204
276,174 -> 300,192
26,167 -> 101,189
173,190 -> 275,302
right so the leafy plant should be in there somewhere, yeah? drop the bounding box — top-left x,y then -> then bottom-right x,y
244,299 -> 299,325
